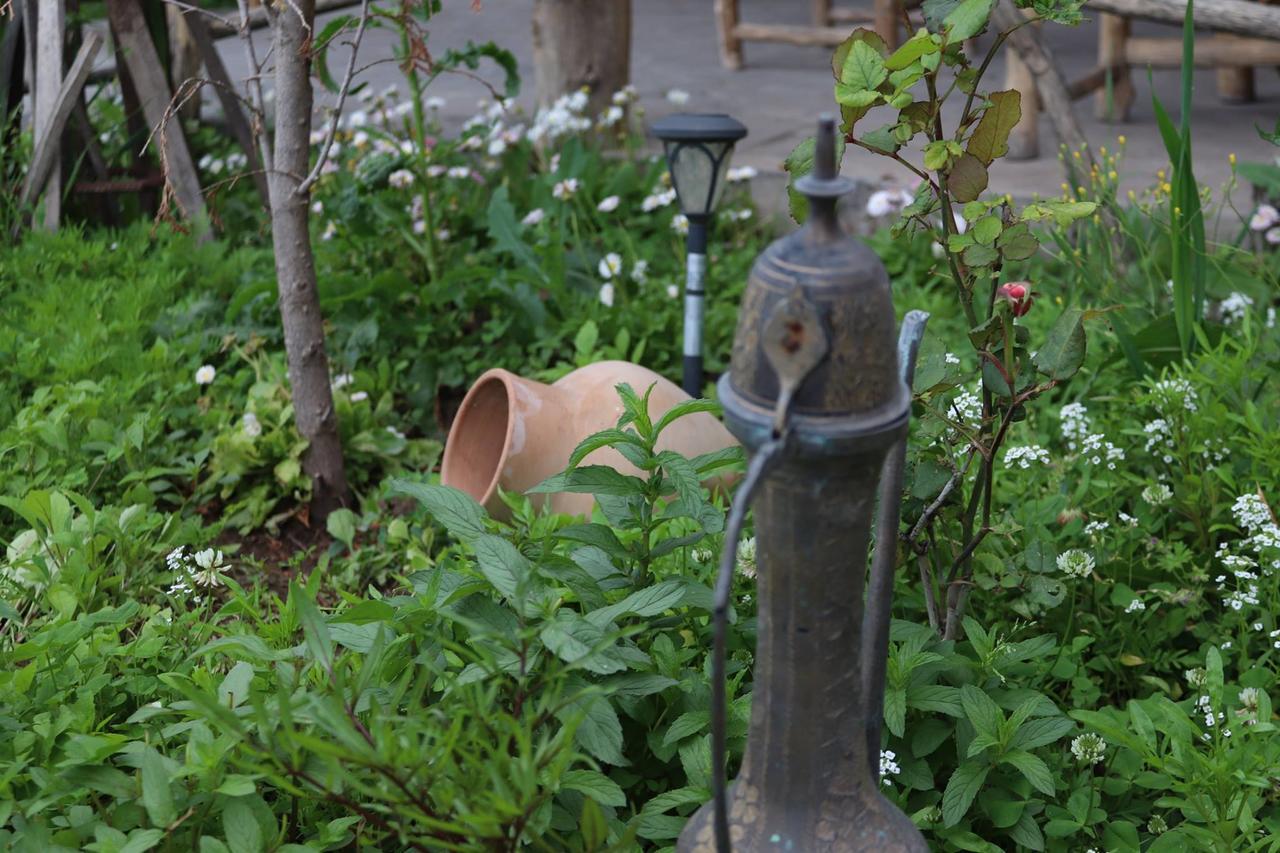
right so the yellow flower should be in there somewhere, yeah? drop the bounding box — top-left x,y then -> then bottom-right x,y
1229,152 -> 1237,166
1118,135 -> 1127,145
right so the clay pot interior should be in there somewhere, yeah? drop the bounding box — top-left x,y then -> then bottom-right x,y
440,372 -> 513,510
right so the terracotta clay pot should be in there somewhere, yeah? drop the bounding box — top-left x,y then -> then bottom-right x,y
441,361 -> 738,518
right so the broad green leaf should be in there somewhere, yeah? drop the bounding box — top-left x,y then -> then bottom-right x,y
586,580 -> 687,627
942,760 -> 990,826
292,582 -> 333,672
529,465 -> 647,498
654,450 -> 703,514
487,186 -> 545,281
1032,308 -> 1086,380
960,684 -> 1003,737
568,428 -> 648,468
602,672 -> 679,696
140,748 -> 175,828
561,769 -> 627,808
471,534 -> 531,600
388,480 -> 487,541
1000,749 -> 1055,796
217,661 -> 255,708
222,799 -> 264,853
841,40 -> 889,91
834,85 -> 880,109
831,28 -> 888,79
997,222 -> 1039,260
966,90 -> 1022,164
1008,715 -> 1073,750
1009,810 -> 1046,850
539,613 -> 626,674
884,688 -> 908,736
885,32 -> 940,70
942,0 -> 993,41
783,135 -> 847,223
947,153 -> 988,203
654,398 -> 721,438
662,710 -> 710,747
972,214 -> 1002,245
196,635 -> 292,663
561,693 -> 626,765
325,508 -> 357,548
1020,200 -> 1097,227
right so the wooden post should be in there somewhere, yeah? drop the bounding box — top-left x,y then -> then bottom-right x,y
166,5 -> 201,119
531,0 -> 631,116
1004,7 -> 1039,160
35,0 -> 63,230
1087,0 -> 1280,40
1096,14 -> 1134,121
715,0 -> 743,70
812,0 -> 832,26
104,0 -> 208,235
874,0 -> 901,50
1214,35 -> 1256,102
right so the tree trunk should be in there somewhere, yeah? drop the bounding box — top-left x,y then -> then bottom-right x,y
269,0 -> 351,523
531,0 -> 630,117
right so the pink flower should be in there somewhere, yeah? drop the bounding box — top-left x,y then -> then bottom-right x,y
996,281 -> 1034,317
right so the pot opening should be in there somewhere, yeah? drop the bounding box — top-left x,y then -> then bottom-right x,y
441,373 -> 512,506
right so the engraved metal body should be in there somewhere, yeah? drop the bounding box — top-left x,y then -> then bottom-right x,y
678,118 -> 928,853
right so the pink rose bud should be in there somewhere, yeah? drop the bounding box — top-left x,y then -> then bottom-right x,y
997,281 -> 1034,317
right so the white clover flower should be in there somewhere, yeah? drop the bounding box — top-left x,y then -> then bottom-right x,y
1185,667 -> 1207,688
1070,732 -> 1107,764
1003,445 -> 1051,470
552,178 -> 580,200
522,208 -> 545,226
597,195 -> 620,213
727,165 -> 758,183
1142,482 -> 1173,506
666,88 -> 691,105
426,164 -> 447,178
195,365 -> 216,385
631,260 -> 648,283
242,412 -> 262,438
1057,549 -> 1095,579
666,284 -> 680,299
737,536 -> 757,578
671,214 -> 690,236
1220,292 -> 1254,324
1251,203 -> 1280,231
350,391 -> 369,403
598,253 -> 623,279
600,105 -> 624,127
1124,598 -> 1146,613
598,282 -> 615,308
388,169 -> 415,189
878,749 -> 901,784
865,187 -> 913,218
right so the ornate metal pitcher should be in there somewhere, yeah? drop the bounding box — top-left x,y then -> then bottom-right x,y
677,117 -> 929,853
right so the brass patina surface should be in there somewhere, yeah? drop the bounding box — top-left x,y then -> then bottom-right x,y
677,118 -> 926,853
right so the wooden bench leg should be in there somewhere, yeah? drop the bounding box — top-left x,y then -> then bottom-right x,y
1215,35 -> 1256,102
1005,48 -> 1039,160
715,0 -> 743,70
1096,14 -> 1134,121
874,0 -> 900,50
812,0 -> 832,27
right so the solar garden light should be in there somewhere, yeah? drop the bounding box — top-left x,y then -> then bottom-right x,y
676,116 -> 929,853
650,112 -> 748,397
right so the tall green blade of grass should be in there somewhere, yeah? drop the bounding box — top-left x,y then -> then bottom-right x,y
1151,0 -> 1207,358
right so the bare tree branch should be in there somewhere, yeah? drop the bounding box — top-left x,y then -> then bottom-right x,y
236,0 -> 274,176
298,0 -> 370,195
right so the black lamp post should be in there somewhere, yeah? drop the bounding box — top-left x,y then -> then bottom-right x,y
651,112 -> 748,397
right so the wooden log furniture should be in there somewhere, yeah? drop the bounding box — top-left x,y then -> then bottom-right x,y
713,0 -> 923,69
1005,0 -> 1280,159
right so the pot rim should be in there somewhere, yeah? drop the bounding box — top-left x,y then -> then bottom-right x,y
440,367 -> 520,509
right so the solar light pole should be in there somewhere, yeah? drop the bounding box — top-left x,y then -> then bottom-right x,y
651,113 -> 748,397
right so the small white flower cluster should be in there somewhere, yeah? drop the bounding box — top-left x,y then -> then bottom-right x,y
1003,445 -> 1051,469
944,352 -> 961,366
666,89 -> 691,105
1059,402 -> 1090,450
1196,693 -> 1230,740
1084,520 -> 1109,537
641,187 -> 677,212
1232,493 -> 1273,532
1141,483 -> 1172,506
527,90 -> 591,144
737,536 -> 758,579
1057,549 -> 1095,579
950,388 -> 982,427
865,187 -> 914,218
1249,202 -> 1280,244
1124,597 -> 1146,613
1219,291 -> 1254,324
672,214 -> 690,236
166,547 -> 229,603
726,166 -> 758,183
1150,377 -> 1199,414
1142,418 -> 1176,464
722,208 -> 753,222
198,152 -> 250,176
878,748 -> 901,784
1080,432 -> 1125,469
1070,732 -> 1106,764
